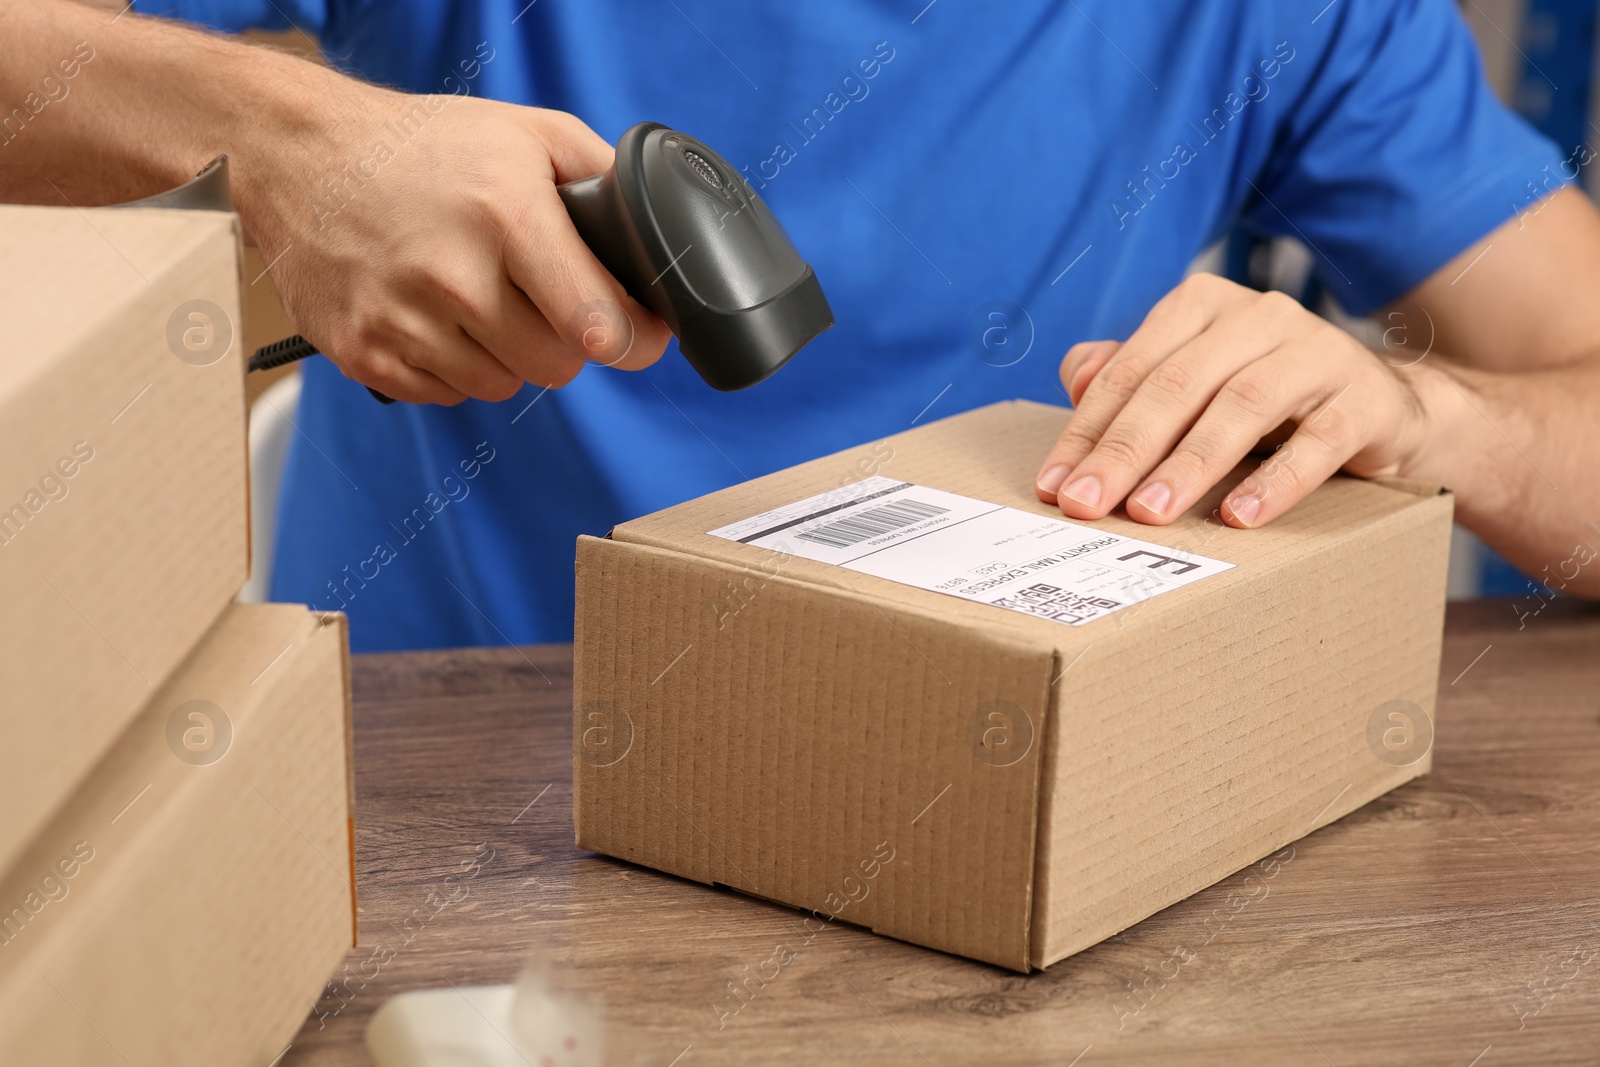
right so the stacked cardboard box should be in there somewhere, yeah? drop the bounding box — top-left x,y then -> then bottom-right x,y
0,205 -> 354,1061
574,400 -> 1452,971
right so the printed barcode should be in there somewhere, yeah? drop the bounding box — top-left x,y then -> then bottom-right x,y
990,582 -> 1122,624
794,498 -> 950,549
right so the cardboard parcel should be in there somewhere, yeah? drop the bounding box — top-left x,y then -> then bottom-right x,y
0,204 -> 248,874
0,602 -> 355,1066
574,400 -> 1452,971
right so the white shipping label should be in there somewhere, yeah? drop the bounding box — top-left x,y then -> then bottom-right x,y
707,476 -> 1234,626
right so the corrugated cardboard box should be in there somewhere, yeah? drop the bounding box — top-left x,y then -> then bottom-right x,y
574,400 -> 1452,971
0,602 -> 354,1065
0,205 -> 249,874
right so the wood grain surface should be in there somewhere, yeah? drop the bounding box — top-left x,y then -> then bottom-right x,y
282,599 -> 1600,1067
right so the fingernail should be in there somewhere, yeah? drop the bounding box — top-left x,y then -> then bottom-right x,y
1228,492 -> 1261,527
1060,475 -> 1102,509
1036,465 -> 1071,495
1131,481 -> 1171,518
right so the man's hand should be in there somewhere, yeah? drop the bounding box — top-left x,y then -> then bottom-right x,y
3,2 -> 671,405
239,89 -> 672,405
1035,273 -> 1428,528
1034,187 -> 1600,600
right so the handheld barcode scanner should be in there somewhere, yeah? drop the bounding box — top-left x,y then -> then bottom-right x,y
211,122 -> 833,398
557,122 -> 833,390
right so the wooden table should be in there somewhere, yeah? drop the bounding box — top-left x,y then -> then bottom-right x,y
282,600 -> 1600,1067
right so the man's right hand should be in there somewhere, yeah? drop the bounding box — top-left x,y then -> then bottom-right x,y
238,88 -> 672,404
4,2 -> 671,404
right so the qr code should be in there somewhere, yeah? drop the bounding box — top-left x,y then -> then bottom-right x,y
990,582 -> 1122,624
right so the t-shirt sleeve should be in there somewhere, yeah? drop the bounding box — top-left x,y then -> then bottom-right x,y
133,0 -> 330,35
1245,0 -> 1573,315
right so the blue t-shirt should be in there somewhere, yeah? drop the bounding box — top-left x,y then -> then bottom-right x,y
144,0 -> 1566,651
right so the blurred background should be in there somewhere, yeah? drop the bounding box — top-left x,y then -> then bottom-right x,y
236,0 -> 1599,603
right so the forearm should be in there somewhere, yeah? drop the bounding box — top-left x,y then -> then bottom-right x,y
1405,356 -> 1600,597
0,1 -> 348,240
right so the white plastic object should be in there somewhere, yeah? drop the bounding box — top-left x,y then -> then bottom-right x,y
366,960 -> 603,1067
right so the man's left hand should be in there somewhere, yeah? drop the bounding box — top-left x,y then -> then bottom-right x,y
1035,273 -> 1429,529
